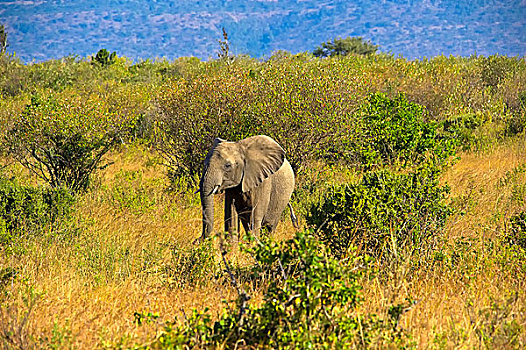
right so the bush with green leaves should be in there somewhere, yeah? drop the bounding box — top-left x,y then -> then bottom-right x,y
479,55 -> 522,91
313,36 -> 379,57
351,93 -> 458,169
91,49 -> 117,67
0,175 -> 74,245
441,113 -> 486,151
5,86 -> 147,192
307,165 -> 452,260
142,231 -> 410,349
155,58 -> 366,188
155,65 -> 463,191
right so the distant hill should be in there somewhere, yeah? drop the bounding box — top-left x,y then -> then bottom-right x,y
1,0 -> 525,62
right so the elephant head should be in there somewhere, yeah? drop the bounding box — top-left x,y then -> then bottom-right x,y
199,135 -> 285,238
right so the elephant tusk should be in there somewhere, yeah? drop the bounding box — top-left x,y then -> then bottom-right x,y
211,185 -> 220,195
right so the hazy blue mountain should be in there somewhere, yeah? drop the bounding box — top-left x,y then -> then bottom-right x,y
1,0 -> 525,62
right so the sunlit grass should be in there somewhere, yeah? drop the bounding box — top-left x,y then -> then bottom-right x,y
1,136 -> 525,348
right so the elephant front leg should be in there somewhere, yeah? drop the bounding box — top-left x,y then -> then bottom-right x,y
250,192 -> 270,236
224,190 -> 238,240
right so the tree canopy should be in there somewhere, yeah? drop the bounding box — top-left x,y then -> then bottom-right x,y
313,36 -> 379,57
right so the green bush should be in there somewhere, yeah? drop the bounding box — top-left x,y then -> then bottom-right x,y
351,93 -> 457,169
141,231 -> 413,348
91,49 -> 117,67
0,54 -> 29,97
0,175 -> 74,244
441,113 -> 486,151
155,60 -> 358,188
504,111 -> 526,136
479,55 -> 522,90
5,86 -> 146,192
313,36 -> 379,57
307,166 -> 452,260
141,231 -> 410,349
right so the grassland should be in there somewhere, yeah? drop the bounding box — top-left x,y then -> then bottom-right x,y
0,51 -> 525,348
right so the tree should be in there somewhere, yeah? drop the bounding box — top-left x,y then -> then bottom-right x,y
313,36 -> 378,58
0,24 -> 8,54
217,27 -> 235,65
91,49 -> 117,67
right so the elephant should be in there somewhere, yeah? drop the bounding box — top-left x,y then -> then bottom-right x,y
198,135 -> 297,239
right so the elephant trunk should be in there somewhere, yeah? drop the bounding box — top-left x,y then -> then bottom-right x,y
200,171 -> 220,239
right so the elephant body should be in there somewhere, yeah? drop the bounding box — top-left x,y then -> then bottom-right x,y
199,135 -> 295,238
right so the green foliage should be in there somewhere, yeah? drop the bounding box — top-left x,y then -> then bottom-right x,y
92,49 -> 117,67
0,54 -> 28,97
26,56 -> 94,92
141,231 -> 409,349
107,170 -> 160,214
134,311 -> 160,326
307,166 -> 452,260
0,175 -> 74,245
313,36 -> 379,57
155,60 -> 358,187
352,93 -> 457,169
156,74 -> 459,191
441,113 -> 486,151
5,87 -> 145,192
479,55 -> 521,90
504,110 -> 526,136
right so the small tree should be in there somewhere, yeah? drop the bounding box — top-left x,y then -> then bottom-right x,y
217,27 -> 235,65
5,87 -> 142,193
92,49 -> 117,67
313,36 -> 378,58
0,24 -> 7,54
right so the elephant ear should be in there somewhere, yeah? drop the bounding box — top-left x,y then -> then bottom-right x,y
240,135 -> 285,193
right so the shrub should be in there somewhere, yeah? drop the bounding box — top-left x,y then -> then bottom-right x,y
91,49 -> 117,67
142,231 -> 413,348
5,86 -> 144,192
142,231 -> 391,349
441,113 -> 486,151
313,36 -> 379,57
0,54 -> 29,97
26,56 -> 97,92
155,60 -> 358,188
307,165 -> 452,260
0,175 -> 74,244
479,55 -> 522,90
351,93 -> 457,169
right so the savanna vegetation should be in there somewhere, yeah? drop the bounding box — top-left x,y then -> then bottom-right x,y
0,43 -> 525,348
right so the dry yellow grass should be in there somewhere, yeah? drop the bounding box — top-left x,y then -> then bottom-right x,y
1,139 -> 526,349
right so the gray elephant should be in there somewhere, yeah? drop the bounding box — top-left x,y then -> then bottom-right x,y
198,135 -> 297,239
